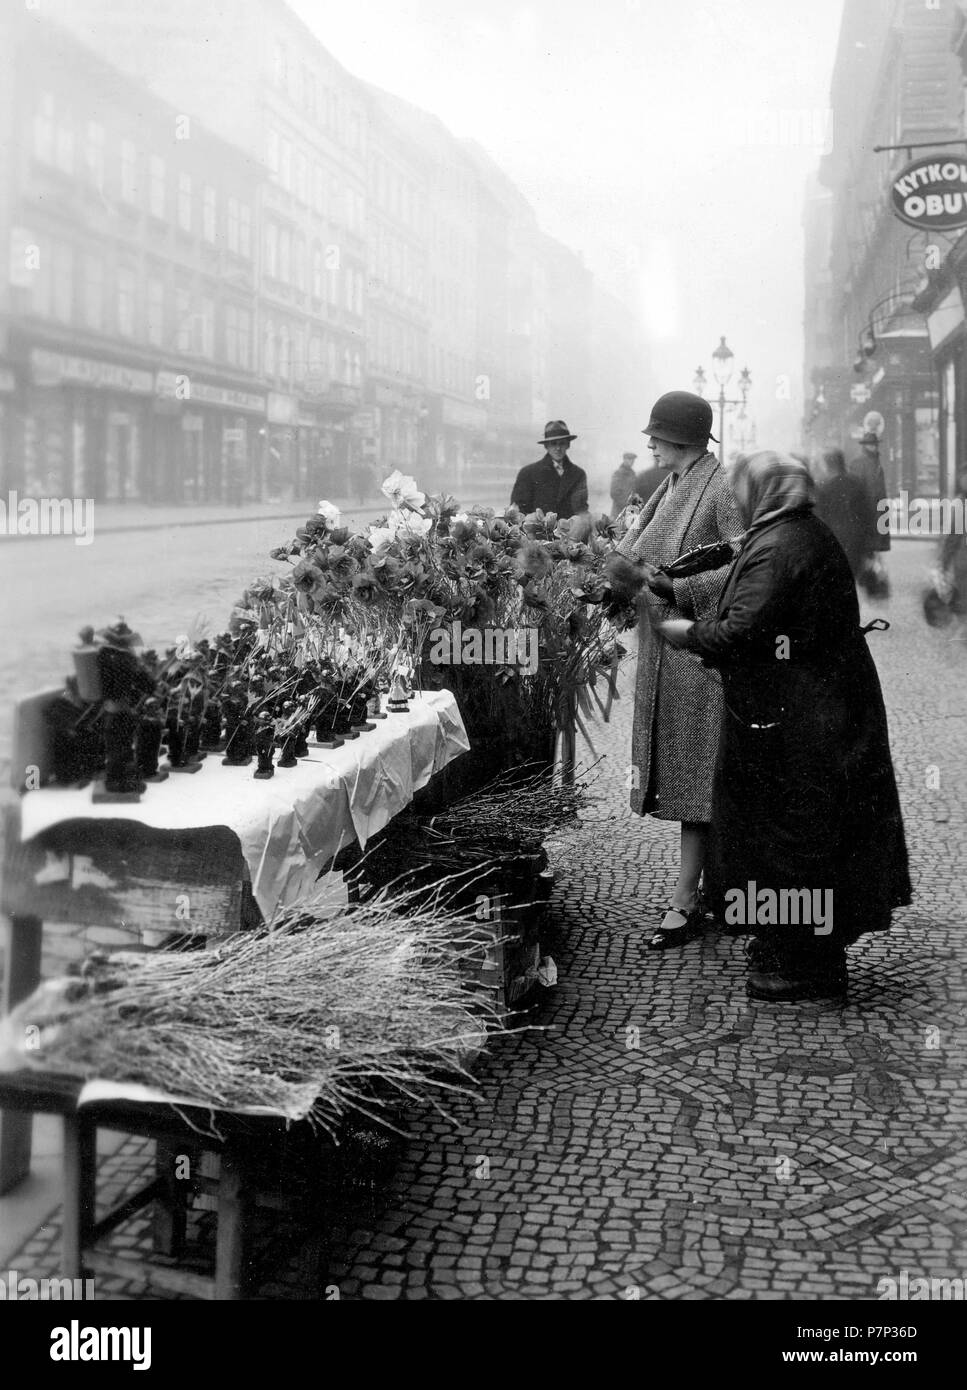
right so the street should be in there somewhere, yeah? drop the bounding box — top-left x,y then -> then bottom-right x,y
5,538 -> 967,1299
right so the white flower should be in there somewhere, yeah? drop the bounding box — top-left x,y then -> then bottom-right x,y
316,500 -> 342,524
380,470 -> 425,511
367,523 -> 396,550
391,509 -> 433,539
453,511 -> 470,524
368,509 -> 432,546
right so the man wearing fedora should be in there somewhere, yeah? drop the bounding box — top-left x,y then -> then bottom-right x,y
511,420 -> 589,520
605,390 -> 744,951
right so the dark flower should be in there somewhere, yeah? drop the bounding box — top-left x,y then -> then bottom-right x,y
292,560 -> 324,594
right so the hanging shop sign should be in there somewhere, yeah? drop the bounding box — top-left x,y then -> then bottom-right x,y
891,156 -> 967,231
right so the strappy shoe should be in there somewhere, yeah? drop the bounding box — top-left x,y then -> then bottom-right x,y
647,904 -> 705,951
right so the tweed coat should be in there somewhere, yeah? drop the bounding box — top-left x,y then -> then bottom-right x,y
616,451 -> 744,821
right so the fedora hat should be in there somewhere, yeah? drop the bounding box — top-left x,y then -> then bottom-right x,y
642,391 -> 718,447
539,420 -> 577,444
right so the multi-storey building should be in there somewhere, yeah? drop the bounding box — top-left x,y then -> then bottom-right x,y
28,0 -> 648,508
42,0 -> 368,497
0,8 -> 264,504
806,0 -> 962,495
361,89 -> 430,480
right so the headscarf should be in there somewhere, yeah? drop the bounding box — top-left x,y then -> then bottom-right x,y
729,450 -> 815,539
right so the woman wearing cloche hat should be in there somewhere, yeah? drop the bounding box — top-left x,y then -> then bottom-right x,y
604,390 -> 744,950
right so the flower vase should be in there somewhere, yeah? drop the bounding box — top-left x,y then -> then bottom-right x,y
387,673 -> 410,713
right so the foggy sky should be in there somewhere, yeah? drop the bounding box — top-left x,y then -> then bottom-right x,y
290,0 -> 844,450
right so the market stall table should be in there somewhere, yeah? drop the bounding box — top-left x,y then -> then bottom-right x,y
0,689 -> 469,1192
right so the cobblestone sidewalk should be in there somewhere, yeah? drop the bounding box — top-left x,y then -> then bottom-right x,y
5,543 -> 967,1299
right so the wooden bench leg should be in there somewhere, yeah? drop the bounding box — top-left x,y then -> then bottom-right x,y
62,1112 -> 97,1281
0,914 -> 42,1194
214,1148 -> 251,1300
153,1138 -> 192,1256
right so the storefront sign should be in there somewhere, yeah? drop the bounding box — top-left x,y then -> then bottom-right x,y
155,371 -> 265,414
223,427 -> 245,443
32,349 -> 154,395
891,157 -> 967,231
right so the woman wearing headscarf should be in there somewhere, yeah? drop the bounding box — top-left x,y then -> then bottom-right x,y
658,451 -> 911,1000
604,391 -> 745,950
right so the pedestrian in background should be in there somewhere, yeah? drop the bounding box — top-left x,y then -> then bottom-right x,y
850,431 -> 891,595
604,390 -> 744,951
352,457 -> 376,506
510,420 -> 589,520
632,457 -> 666,507
814,446 -> 873,579
658,450 -> 911,1001
610,451 -> 639,518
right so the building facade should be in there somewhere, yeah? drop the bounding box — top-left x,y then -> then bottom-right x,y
0,9 -> 265,504
15,0 -> 647,508
804,0 -> 962,496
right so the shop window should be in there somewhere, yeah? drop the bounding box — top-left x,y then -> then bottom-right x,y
116,266 -> 136,337
915,403 -> 940,497
34,92 -> 55,163
52,243 -> 73,324
202,186 -> 217,243
54,119 -> 74,175
149,155 -> 166,219
121,140 -> 138,204
85,121 -> 104,187
147,278 -> 164,346
178,172 -> 192,232
176,288 -> 192,353
239,204 -> 252,258
84,257 -> 104,332
198,297 -> 215,357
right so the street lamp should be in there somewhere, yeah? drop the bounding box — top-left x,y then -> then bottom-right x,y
696,336 -> 753,462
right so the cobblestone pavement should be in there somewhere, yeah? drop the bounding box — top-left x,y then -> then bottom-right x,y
5,541 -> 967,1300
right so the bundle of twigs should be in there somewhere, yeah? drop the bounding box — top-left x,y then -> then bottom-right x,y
430,760 -> 598,846
8,894 -> 506,1139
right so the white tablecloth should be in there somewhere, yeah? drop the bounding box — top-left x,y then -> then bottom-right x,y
18,691 -> 469,918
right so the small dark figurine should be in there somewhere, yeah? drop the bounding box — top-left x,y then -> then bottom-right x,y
367,685 -> 388,720
294,721 -> 310,758
222,711 -> 254,766
276,702 -> 298,767
95,702 -> 145,800
253,718 -> 276,778
351,689 -> 375,733
136,698 -> 168,782
183,715 -> 204,764
165,714 -> 202,773
314,698 -> 344,749
200,699 -> 223,751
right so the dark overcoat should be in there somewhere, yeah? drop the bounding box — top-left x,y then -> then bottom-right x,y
687,510 -> 911,943
814,473 -> 873,576
616,451 -> 745,821
511,455 -> 589,519
848,450 -> 891,552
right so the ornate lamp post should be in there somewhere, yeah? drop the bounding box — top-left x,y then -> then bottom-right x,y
694,337 -> 752,461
